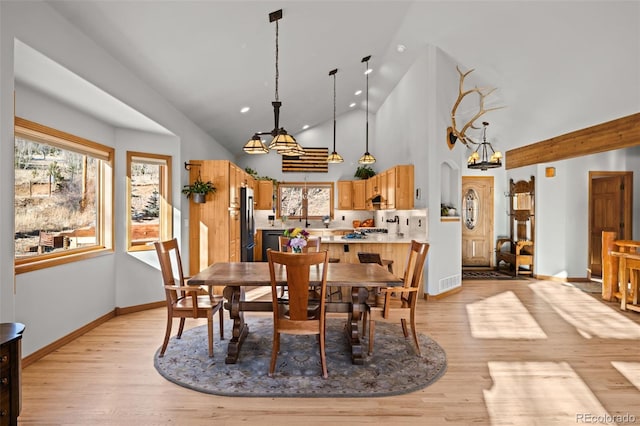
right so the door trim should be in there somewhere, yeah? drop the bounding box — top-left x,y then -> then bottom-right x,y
587,171 -> 633,278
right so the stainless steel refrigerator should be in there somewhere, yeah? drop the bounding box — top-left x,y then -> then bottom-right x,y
240,187 -> 255,262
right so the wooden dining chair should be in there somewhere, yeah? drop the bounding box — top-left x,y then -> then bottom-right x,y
362,240 -> 429,356
267,248 -> 329,378
154,239 -> 224,358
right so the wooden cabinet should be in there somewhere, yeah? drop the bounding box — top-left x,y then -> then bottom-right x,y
394,165 -> 414,209
352,180 -> 367,210
1,323 -> 24,426
337,181 -> 353,210
188,160 -> 251,280
256,180 -> 274,210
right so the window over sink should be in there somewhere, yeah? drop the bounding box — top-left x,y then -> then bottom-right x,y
277,182 -> 334,220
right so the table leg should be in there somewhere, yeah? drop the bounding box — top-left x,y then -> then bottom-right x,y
223,286 -> 248,364
346,287 -> 370,365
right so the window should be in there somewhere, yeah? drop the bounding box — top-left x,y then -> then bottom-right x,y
277,182 -> 334,220
126,151 -> 172,251
14,117 -> 114,273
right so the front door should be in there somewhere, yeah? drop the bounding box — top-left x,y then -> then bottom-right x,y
589,172 -> 632,277
462,176 -> 494,267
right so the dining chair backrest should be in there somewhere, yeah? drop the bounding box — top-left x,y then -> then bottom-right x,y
155,238 -> 186,303
278,236 -> 321,253
401,241 -> 430,304
267,249 -> 329,320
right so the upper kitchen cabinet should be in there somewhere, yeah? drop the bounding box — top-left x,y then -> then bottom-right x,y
338,181 -> 353,210
394,165 -> 414,210
352,180 -> 367,210
362,165 -> 414,211
255,179 -> 274,210
337,180 -> 368,210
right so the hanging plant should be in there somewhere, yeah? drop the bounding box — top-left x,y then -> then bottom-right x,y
182,176 -> 216,204
354,165 -> 376,179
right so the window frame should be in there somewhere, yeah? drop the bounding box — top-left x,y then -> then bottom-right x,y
14,117 -> 114,274
277,181 -> 334,220
126,151 -> 172,251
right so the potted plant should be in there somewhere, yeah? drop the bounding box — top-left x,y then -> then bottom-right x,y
354,165 -> 376,179
182,176 -> 216,204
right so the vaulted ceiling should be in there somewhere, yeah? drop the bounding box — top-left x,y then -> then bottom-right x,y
16,1 -> 639,156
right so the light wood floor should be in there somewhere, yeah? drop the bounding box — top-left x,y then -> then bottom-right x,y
18,279 -> 640,425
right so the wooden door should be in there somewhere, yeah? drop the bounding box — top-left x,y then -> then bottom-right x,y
589,172 -> 632,276
461,176 -> 494,267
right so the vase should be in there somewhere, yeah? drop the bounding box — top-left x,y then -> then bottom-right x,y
293,247 -> 302,254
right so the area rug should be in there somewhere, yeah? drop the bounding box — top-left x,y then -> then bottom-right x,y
463,270 -> 529,281
154,317 -> 447,397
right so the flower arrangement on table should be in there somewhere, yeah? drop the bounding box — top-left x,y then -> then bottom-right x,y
283,227 -> 309,253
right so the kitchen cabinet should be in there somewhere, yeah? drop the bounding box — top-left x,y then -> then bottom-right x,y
352,180 -> 367,210
188,160 -> 253,282
337,181 -> 353,210
255,180 -> 274,210
394,165 -> 414,209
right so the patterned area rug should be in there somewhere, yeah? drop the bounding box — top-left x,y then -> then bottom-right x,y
154,317 -> 447,397
463,270 -> 529,280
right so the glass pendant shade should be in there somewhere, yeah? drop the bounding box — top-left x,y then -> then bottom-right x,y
269,129 -> 304,156
358,152 -> 376,165
243,134 -> 269,154
327,151 -> 344,163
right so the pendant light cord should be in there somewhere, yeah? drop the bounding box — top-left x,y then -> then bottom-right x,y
274,20 -> 279,102
333,72 -> 337,151
365,59 -> 369,152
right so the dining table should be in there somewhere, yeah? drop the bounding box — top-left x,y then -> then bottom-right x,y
187,261 -> 403,365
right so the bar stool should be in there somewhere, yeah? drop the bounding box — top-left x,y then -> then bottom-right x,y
357,252 -> 394,273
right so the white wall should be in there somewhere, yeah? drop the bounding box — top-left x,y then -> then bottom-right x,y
1,2 -> 232,356
114,128 -> 181,308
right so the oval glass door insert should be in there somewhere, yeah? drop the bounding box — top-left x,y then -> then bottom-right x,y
463,188 -> 479,230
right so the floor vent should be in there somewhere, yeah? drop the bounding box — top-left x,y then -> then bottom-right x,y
439,274 -> 462,293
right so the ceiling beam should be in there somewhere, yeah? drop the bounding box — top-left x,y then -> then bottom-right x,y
505,112 -> 640,169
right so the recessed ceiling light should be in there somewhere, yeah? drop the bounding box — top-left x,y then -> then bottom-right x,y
397,44 -> 406,53
355,90 -> 362,96
349,102 -> 356,108
302,124 -> 309,130
240,106 -> 250,113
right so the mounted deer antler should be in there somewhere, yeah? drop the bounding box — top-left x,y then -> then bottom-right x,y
447,65 -> 504,150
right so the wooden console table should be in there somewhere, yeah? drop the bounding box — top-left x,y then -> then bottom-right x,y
1,323 -> 25,426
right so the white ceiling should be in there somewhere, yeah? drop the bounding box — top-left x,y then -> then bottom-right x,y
15,1 -> 638,155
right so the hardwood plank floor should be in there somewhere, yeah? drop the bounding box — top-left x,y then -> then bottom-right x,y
18,279 -> 640,425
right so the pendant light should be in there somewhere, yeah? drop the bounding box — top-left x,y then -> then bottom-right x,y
243,9 -> 304,157
358,55 -> 376,165
243,134 -> 269,154
327,68 -> 344,164
467,122 -> 503,170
